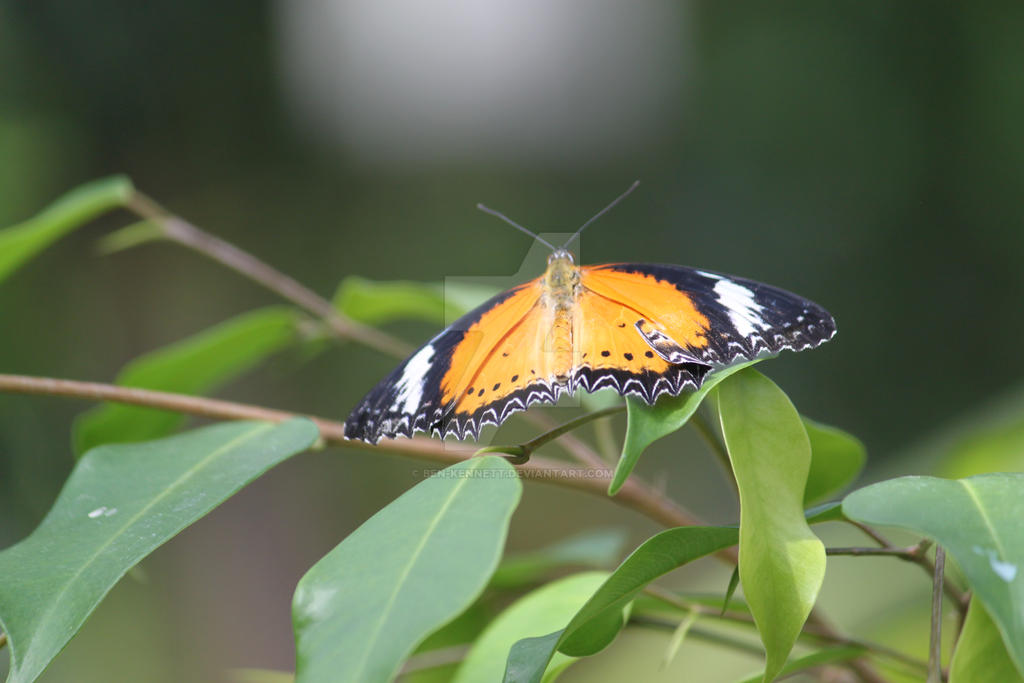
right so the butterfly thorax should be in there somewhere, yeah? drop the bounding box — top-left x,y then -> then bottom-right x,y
541,250 -> 581,385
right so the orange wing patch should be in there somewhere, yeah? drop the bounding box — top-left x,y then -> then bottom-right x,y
579,266 -> 711,351
574,289 -> 672,375
440,279 -> 545,409
448,303 -> 554,417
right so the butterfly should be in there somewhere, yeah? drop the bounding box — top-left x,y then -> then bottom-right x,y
344,187 -> 836,444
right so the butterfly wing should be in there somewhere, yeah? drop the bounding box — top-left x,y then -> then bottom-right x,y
346,261 -> 836,443
344,279 -> 551,443
571,263 -> 835,403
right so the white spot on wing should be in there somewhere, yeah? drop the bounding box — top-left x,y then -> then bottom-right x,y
394,344 -> 435,415
88,506 -> 118,519
702,273 -> 766,338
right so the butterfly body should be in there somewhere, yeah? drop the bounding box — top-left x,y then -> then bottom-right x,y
344,254 -> 835,444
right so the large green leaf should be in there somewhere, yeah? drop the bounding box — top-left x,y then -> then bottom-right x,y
490,528 -> 628,588
950,599 -> 1024,683
333,276 -> 446,325
802,418 -> 866,504
503,526 -> 739,683
716,369 -> 826,682
454,572 -> 609,683
292,456 -> 522,683
332,277 -> 500,326
73,307 -> 301,454
611,360 -> 760,495
0,419 -> 319,683
843,474 -> 1024,675
0,176 -> 132,283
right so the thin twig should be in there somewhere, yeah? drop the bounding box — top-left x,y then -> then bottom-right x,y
848,520 -> 893,548
477,406 -> 624,463
829,537 -> 967,613
928,547 -> 946,683
0,374 -> 700,532
125,192 -> 412,359
826,545 -> 926,558
520,412 -> 612,471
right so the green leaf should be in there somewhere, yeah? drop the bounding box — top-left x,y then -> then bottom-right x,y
292,456 -> 522,683
803,418 -> 866,504
333,276 -> 447,325
735,646 -> 867,683
843,473 -> 1024,676
0,175 -> 133,283
717,369 -> 826,682
331,277 -> 501,327
0,419 -> 319,683
661,608 -> 699,669
73,307 -> 301,454
453,572 -> 609,683
612,360 -> 760,495
96,219 -> 163,254
490,528 -> 628,588
505,632 -> 564,683
722,567 -> 741,615
804,501 -> 846,525
503,526 -> 739,683
950,599 -> 1024,683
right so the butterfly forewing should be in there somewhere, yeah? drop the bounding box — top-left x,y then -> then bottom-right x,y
582,264 -> 836,366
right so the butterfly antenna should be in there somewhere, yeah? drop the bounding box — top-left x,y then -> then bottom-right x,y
562,180 -> 640,250
476,203 -> 557,251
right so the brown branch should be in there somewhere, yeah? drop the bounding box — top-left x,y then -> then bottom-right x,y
0,373 -> 701,531
928,547 -> 946,683
827,545 -> 924,558
829,538 -> 968,612
520,411 -> 613,471
125,192 -> 412,359
849,520 -> 894,548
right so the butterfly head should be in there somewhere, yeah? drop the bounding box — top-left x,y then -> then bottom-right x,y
544,248 -> 579,289
547,248 -> 575,265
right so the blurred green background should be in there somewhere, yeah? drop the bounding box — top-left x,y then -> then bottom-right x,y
2,1 -> 1023,681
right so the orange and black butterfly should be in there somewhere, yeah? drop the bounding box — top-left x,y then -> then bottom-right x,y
345,187 -> 835,444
